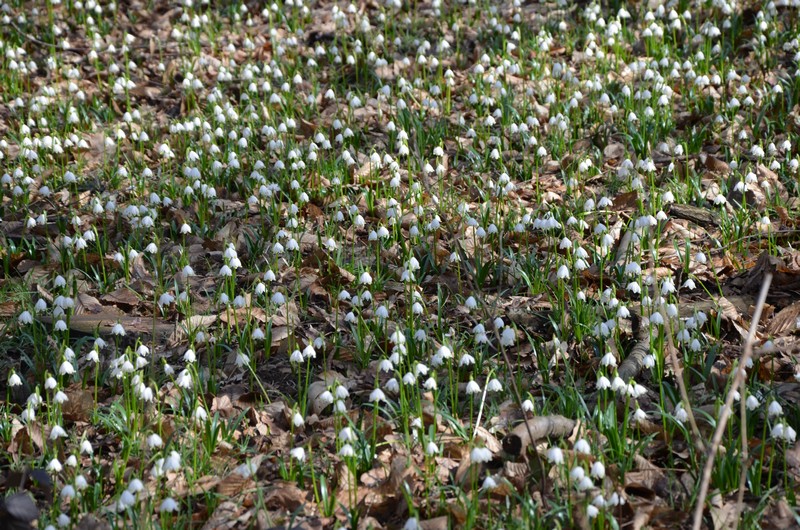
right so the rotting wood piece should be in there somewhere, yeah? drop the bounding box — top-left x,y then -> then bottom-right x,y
502,415 -> 576,456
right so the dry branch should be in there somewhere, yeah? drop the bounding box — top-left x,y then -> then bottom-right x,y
502,415 -> 576,456
691,273 -> 772,530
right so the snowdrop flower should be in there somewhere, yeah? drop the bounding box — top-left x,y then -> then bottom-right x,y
470,447 -> 493,464
574,439 -> 591,454
160,497 -> 179,513
8,371 -> 22,387
369,388 -> 386,403
600,351 -> 618,368
404,517 -> 421,530
481,475 -> 498,490
500,327 -> 516,346
290,447 -> 306,462
590,461 -> 605,479
18,311 -> 34,325
466,380 -> 481,395
674,403 -> 688,424
147,434 -> 163,449
596,376 -> 611,390
546,447 -> 564,464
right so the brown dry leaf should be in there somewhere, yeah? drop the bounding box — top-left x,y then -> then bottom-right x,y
218,306 -> 269,326
188,475 -> 222,496
8,421 -> 45,457
62,385 -> 96,422
263,481 -> 307,512
624,455 -> 666,491
210,395 -> 235,419
714,296 -> 750,340
613,190 -> 640,211
0,300 -> 19,317
216,473 -> 254,497
419,516 -> 449,530
75,293 -> 114,315
603,142 -> 625,160
708,491 -> 736,530
473,426 -> 502,453
201,501 -> 255,530
101,288 -> 142,308
767,301 -> 800,336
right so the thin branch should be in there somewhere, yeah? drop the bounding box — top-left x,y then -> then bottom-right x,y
691,273 -> 772,530
660,304 -> 705,453
10,22 -> 86,55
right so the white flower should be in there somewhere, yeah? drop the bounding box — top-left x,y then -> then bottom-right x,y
500,327 -> 516,346
438,345 -> 453,359
160,497 -> 179,513
60,485 -> 76,500
8,372 -> 22,387
596,376 -> 611,390
600,352 -> 617,368
147,434 -> 163,449
746,395 -> 760,411
404,517 -> 421,530
574,439 -> 591,454
768,401 -> 783,418
466,380 -> 481,395
470,447 -> 493,464
590,461 -> 605,479
290,447 -> 306,462
59,360 -> 75,376
546,447 -> 564,464
674,404 -> 688,424
18,311 -> 34,325
369,388 -> 386,403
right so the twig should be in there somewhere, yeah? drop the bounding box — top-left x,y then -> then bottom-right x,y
733,368 -> 749,522
502,415 -> 576,456
691,273 -> 772,530
10,22 -> 86,55
660,304 -> 706,453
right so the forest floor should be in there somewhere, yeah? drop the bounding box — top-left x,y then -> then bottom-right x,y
1,0 -> 800,529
